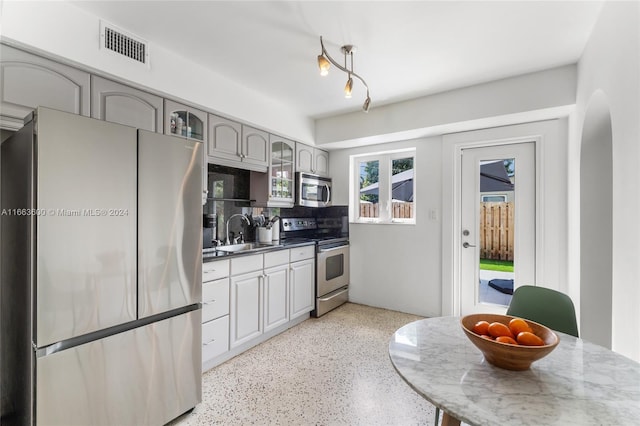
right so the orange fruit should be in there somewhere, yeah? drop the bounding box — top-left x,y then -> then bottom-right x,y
480,334 -> 494,340
472,320 -> 490,335
488,322 -> 515,339
495,335 -> 518,345
509,318 -> 533,336
516,331 -> 545,346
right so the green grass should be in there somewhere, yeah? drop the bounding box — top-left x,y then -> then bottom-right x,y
479,259 -> 514,272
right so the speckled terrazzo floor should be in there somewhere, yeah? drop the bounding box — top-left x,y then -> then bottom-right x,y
170,303 -> 438,425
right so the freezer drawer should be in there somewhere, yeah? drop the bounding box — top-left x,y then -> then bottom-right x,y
36,310 -> 202,426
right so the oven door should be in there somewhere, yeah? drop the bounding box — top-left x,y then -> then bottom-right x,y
317,242 -> 349,296
297,173 -> 332,207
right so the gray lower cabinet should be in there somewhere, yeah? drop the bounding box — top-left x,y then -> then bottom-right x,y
202,260 -> 230,365
230,269 -> 264,348
263,250 -> 290,332
289,257 -> 315,319
0,44 -> 90,129
203,246 -> 315,371
91,75 -> 163,133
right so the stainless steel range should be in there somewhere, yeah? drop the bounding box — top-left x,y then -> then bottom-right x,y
281,215 -> 349,317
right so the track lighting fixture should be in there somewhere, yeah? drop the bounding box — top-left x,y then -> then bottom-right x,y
317,36 -> 371,112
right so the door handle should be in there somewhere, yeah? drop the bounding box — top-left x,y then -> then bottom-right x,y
463,242 -> 476,248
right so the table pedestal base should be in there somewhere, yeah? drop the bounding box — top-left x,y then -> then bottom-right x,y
441,412 -> 461,426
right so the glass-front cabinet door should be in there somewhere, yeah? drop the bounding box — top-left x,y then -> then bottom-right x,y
164,99 -> 207,141
269,135 -> 295,206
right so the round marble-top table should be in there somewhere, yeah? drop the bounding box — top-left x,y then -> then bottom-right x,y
389,316 -> 640,426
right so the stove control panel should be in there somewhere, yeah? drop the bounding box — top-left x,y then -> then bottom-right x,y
281,218 -> 317,232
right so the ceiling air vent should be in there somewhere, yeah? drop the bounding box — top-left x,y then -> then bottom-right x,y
100,21 -> 149,66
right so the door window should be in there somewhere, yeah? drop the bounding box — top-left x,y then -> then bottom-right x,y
460,143 -> 535,314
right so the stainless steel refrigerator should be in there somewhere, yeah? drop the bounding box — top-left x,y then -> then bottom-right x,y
1,107 -> 202,425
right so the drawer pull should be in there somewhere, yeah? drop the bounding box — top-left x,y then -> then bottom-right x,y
203,339 -> 216,346
203,300 -> 216,305
203,270 -> 216,274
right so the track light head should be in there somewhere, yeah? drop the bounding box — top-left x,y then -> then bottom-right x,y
344,77 -> 353,98
363,96 -> 371,112
317,54 -> 330,76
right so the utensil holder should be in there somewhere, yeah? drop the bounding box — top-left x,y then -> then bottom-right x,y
258,227 -> 272,243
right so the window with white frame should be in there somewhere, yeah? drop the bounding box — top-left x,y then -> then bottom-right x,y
351,149 -> 416,224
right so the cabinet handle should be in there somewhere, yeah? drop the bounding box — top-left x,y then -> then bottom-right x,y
203,300 -> 216,305
204,270 -> 216,274
204,339 -> 216,346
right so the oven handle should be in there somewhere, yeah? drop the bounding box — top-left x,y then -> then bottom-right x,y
318,243 -> 349,253
324,184 -> 331,204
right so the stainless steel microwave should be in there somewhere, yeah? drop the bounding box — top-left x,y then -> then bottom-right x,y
296,172 -> 332,207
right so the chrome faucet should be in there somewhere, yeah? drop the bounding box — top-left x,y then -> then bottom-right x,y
226,214 -> 250,245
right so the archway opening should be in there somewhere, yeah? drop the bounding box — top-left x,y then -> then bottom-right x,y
580,90 -> 613,348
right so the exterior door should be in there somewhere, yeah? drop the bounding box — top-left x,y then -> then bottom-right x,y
460,142 -> 535,314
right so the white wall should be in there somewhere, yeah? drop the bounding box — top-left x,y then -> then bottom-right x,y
330,137 -> 443,317
328,57 -> 576,317
579,90 -> 613,349
0,0 -> 314,144
575,0 -> 640,361
316,65 -> 576,148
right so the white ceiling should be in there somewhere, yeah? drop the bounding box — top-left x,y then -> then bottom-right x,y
70,0 -> 604,119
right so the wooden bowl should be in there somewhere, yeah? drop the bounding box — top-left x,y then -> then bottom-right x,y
461,313 -> 559,371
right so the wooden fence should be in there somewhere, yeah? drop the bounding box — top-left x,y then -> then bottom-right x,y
360,202 -> 413,219
359,201 -> 512,260
480,202 -> 514,261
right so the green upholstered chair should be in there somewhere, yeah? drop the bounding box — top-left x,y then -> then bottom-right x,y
506,285 -> 579,337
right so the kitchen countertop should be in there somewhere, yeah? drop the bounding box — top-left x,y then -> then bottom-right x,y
203,240 -> 315,261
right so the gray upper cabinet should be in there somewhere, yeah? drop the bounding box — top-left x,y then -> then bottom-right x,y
207,114 -> 242,163
296,143 -> 329,176
164,99 -> 207,142
207,114 -> 268,172
315,149 -> 330,176
163,100 -> 208,205
0,44 -> 90,130
250,134 -> 295,207
91,76 -> 163,133
241,125 -> 269,169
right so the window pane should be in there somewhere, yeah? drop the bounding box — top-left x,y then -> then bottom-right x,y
359,160 -> 379,218
478,158 -> 515,306
391,157 -> 414,220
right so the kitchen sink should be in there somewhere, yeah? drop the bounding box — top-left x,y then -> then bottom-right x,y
215,243 -> 272,253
